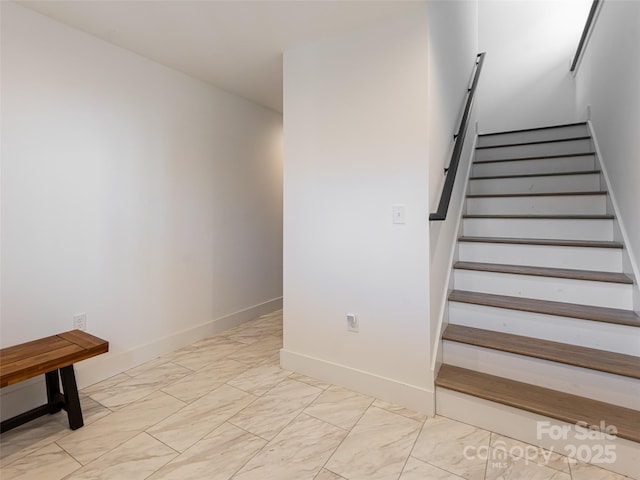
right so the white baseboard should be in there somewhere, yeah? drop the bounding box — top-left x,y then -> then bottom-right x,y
437,388 -> 640,479
280,348 -> 434,416
210,297 -> 282,336
0,297 -> 283,422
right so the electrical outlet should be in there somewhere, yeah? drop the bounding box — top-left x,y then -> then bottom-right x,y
73,313 -> 87,331
347,313 -> 358,333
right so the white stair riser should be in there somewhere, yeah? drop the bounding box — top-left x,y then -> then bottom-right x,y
475,139 -> 592,161
462,218 -> 613,241
453,270 -> 633,309
477,125 -> 589,147
448,302 -> 640,356
468,173 -> 601,195
442,341 -> 640,410
472,155 -> 597,177
458,242 -> 623,272
466,194 -> 607,215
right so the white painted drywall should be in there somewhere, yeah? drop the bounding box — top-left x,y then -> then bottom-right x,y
574,0 -> 640,307
477,0 -> 592,132
1,3 -> 282,418
426,0 -> 479,371
282,9 -> 432,411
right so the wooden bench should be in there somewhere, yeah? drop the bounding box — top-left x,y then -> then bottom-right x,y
0,330 -> 109,432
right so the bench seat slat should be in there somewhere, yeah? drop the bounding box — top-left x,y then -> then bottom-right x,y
1,345 -> 85,386
0,336 -> 72,363
58,331 -> 109,351
0,330 -> 109,388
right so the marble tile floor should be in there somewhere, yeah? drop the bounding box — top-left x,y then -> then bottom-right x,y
0,310 -> 632,480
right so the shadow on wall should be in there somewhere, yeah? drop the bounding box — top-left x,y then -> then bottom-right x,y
478,56 -> 578,133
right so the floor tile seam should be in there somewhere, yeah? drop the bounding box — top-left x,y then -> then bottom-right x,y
298,410 -> 351,433
313,467 -> 343,480
94,374 -> 193,404
397,416 -> 430,480
289,375 -> 331,390
210,421 -> 271,479
223,371 -> 293,396
416,455 -> 472,479
0,431 -> 72,471
404,417 -> 430,472
145,417 -> 230,457
226,389 -> 272,422
171,359 -> 209,372
61,390 -> 199,466
373,403 -> 429,424
5,405 -> 117,465
139,430 -> 182,457
253,376 -> 325,400
489,430 -> 577,476
410,454 -> 475,480
227,357 -> 281,368
568,460 -> 635,480
101,390 -> 189,439
224,356 -> 272,367
408,419 -> 484,480
223,411 -> 315,480
150,383 -> 259,436
315,396 -> 376,475
81,395 -> 113,416
80,374 -> 133,397
241,400 -> 321,442
57,431 -> 178,480
133,360 -> 196,377
55,431 -> 127,470
158,378 -> 226,404
222,420 -> 270,444
53,443 -> 84,480
0,413 -> 70,462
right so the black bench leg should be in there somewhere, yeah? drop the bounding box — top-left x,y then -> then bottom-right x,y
59,365 -> 83,430
45,370 -> 63,414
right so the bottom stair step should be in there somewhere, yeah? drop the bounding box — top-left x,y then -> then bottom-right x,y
436,365 -> 640,443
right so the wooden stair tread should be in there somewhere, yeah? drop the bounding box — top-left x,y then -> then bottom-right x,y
458,236 -> 623,249
476,136 -> 591,150
474,152 -> 595,165
448,290 -> 640,327
470,170 -> 600,180
467,191 -> 606,198
478,122 -> 587,137
454,261 -> 634,284
443,324 -> 640,379
463,214 -> 614,219
436,365 -> 640,443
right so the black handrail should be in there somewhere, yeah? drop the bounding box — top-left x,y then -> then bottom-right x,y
570,0 -> 601,72
430,52 -> 485,221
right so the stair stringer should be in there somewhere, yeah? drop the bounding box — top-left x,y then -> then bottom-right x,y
589,120 -> 640,314
429,131 -> 479,378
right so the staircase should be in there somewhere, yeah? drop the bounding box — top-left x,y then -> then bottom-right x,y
435,122 -> 640,475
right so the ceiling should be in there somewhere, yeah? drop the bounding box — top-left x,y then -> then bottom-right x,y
17,0 -> 424,113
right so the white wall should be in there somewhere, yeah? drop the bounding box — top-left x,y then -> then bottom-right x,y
1,3 -> 282,418
282,9 -> 431,412
426,0 -> 479,371
477,0 -> 592,132
574,0 -> 640,307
